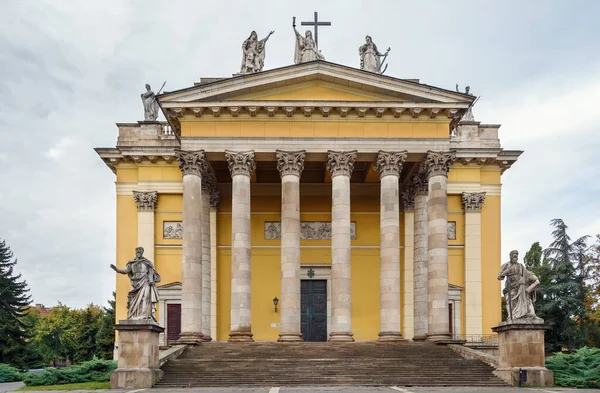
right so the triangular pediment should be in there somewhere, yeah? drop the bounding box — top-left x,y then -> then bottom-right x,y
158,61 -> 474,107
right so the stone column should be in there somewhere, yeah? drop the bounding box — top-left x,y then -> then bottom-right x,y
412,167 -> 429,341
402,190 -> 415,340
424,151 -> 456,342
132,191 -> 157,263
175,150 -> 207,344
326,150 -> 357,342
276,150 -> 306,342
201,172 -> 214,341
225,150 -> 256,342
462,192 -> 486,336
375,150 -> 407,342
210,190 -> 220,340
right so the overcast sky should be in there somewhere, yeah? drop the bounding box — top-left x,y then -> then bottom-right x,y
1,1 -> 599,309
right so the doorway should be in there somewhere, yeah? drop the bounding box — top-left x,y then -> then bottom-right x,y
301,280 -> 328,341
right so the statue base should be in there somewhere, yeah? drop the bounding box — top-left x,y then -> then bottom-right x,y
491,319 -> 553,387
110,320 -> 164,389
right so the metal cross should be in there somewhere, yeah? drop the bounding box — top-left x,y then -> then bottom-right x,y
301,11 -> 331,47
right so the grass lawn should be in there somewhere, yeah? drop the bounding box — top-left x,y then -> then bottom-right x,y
18,381 -> 110,391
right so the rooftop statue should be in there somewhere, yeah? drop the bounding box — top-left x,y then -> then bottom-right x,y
141,84 -> 160,121
359,35 -> 390,74
497,250 -> 542,322
293,16 -> 325,64
111,246 -> 161,321
240,30 -> 274,74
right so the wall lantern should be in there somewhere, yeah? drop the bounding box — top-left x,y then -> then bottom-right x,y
273,297 -> 279,312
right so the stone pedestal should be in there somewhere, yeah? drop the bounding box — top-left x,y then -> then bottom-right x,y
110,320 -> 164,389
492,320 -> 554,387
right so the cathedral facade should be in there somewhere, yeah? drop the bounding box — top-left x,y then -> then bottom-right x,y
97,60 -> 520,344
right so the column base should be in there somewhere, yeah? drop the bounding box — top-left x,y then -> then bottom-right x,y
202,335 -> 213,342
377,331 -> 405,342
177,332 -> 204,345
412,334 -> 427,342
228,331 -> 254,342
328,332 -> 355,342
277,333 -> 304,342
425,331 -> 452,343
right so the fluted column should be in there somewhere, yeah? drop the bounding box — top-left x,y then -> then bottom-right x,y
402,190 -> 415,340
201,172 -> 214,341
462,192 -> 486,336
226,150 -> 256,342
375,150 -> 407,342
132,191 -> 157,263
175,150 -> 207,344
276,150 -> 306,342
424,151 -> 456,342
412,167 -> 429,341
326,150 -> 357,342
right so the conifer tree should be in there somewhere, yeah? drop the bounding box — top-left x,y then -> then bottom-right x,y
95,292 -> 116,360
0,239 -> 32,366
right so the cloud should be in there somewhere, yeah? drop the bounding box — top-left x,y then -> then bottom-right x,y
0,0 -> 599,308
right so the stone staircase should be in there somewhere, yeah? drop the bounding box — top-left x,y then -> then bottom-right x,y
156,342 -> 507,387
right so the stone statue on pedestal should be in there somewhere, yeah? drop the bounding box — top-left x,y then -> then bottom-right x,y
359,35 -> 390,74
293,17 -> 325,63
240,30 -> 275,74
497,250 -> 541,322
111,246 -> 161,321
141,84 -> 160,121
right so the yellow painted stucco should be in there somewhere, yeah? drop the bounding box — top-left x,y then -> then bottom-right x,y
110,82 -> 506,341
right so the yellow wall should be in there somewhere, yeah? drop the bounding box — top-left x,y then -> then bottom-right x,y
481,195 -> 502,333
113,162 -> 503,340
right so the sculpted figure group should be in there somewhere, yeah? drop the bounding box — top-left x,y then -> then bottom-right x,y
236,17 -> 390,74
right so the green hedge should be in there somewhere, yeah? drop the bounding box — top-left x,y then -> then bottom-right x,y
0,363 -> 24,382
22,359 -> 117,386
546,347 -> 600,388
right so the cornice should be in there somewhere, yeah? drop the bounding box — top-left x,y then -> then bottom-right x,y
163,104 -> 464,121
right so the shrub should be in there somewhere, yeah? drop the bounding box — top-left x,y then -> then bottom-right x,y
0,363 -> 23,382
546,347 -> 600,388
22,358 -> 117,386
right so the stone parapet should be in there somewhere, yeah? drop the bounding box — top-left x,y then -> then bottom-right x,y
111,320 -> 164,389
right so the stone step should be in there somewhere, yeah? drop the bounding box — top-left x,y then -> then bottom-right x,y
156,342 -> 507,387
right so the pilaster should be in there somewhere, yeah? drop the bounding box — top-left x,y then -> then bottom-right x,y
462,192 -> 486,336
210,190 -> 219,340
402,188 -> 415,340
132,191 -> 157,263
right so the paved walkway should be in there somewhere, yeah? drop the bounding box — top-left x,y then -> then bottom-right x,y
1,385 -> 598,393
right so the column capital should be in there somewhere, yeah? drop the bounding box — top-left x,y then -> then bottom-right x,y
375,150 -> 407,178
424,150 -> 456,178
412,164 -> 429,195
326,150 -> 357,178
402,189 -> 415,211
462,192 -> 486,211
175,149 -> 207,177
132,191 -> 157,212
276,150 -> 306,178
225,150 -> 256,177
201,171 -> 215,194
210,189 -> 220,210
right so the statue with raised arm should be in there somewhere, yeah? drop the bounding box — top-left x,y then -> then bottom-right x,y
141,84 -> 159,121
110,246 -> 161,321
359,35 -> 390,73
497,250 -> 541,322
293,17 -> 325,64
240,30 -> 275,74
